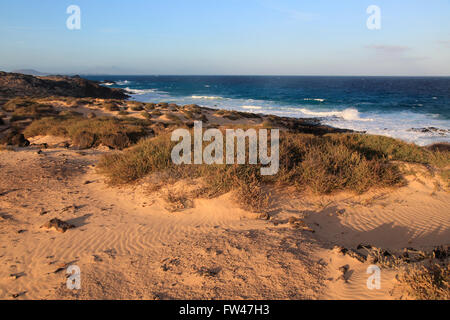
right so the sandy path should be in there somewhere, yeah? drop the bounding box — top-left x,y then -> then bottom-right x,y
0,147 -> 325,299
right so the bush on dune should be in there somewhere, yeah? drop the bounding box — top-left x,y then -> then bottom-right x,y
277,134 -> 404,194
24,115 -> 150,149
96,131 -> 444,211
397,263 -> 449,300
330,134 -> 450,168
2,98 -> 57,121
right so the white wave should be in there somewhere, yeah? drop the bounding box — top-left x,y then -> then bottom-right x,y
103,82 -> 114,86
119,87 -> 448,146
191,95 -> 225,100
323,111 -> 450,146
298,108 -> 373,121
116,80 -> 131,85
303,98 -> 325,102
241,105 -> 263,110
125,87 -> 157,95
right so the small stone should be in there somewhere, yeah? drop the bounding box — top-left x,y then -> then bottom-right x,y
339,265 -> 349,274
41,218 -> 75,233
12,291 -> 27,298
258,212 -> 270,220
92,255 -> 103,262
10,272 -> 25,280
152,293 -> 161,300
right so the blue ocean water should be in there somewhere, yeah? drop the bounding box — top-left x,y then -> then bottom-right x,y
86,76 -> 450,146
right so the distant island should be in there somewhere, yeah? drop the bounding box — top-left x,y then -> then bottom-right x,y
11,69 -> 49,76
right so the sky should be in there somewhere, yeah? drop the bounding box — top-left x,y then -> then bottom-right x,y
0,0 -> 449,76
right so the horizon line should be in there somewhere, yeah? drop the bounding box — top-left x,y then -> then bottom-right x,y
3,70 -> 450,78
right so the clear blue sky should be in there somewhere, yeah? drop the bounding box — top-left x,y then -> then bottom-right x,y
0,0 -> 449,75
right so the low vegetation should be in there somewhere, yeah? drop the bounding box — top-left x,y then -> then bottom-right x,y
2,98 -> 58,121
24,115 -> 151,149
95,130 -> 450,211
397,263 -> 449,300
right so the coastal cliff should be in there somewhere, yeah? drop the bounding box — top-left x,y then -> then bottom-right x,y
0,72 -> 129,100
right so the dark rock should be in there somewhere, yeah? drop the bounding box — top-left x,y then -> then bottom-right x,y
10,272 -> 25,280
92,255 -> 103,262
0,71 -> 129,99
409,127 -> 449,135
432,246 -> 449,260
41,218 -> 75,233
0,130 -> 30,147
99,80 -> 116,85
11,291 -> 27,298
339,264 -> 349,274
333,245 -> 348,255
257,212 -> 270,220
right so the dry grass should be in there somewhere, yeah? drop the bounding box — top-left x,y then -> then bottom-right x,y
95,130 -> 444,211
2,98 -> 58,121
397,263 -> 449,300
163,191 -> 194,212
24,115 -> 150,149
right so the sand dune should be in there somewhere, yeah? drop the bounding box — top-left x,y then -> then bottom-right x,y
0,145 -> 448,300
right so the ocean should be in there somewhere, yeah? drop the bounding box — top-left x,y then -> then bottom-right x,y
85,75 -> 450,146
